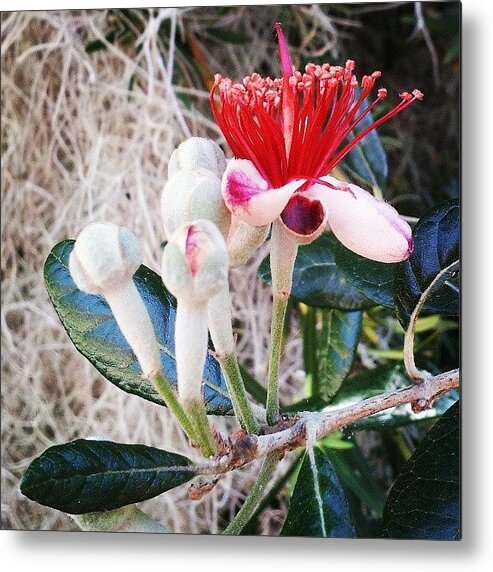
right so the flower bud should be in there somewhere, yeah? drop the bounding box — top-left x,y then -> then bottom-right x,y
161,220 -> 229,306
69,222 -> 162,378
161,169 -> 230,240
69,222 -> 141,295
168,137 -> 226,179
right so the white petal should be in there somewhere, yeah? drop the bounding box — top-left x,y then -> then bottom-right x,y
222,159 -> 302,226
324,181 -> 413,263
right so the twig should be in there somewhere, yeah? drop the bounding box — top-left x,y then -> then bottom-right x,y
403,260 -> 459,380
411,2 -> 440,88
195,368 -> 459,476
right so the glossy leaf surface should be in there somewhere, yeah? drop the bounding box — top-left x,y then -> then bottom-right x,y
20,439 -> 194,514
382,402 -> 460,539
45,240 -> 233,415
281,446 -> 356,537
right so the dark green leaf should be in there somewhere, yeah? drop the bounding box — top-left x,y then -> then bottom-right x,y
44,240 -> 233,415
332,365 -> 458,429
281,446 -> 356,537
394,200 -> 459,328
258,233 -> 375,310
300,306 -> 319,394
382,402 -> 460,539
301,307 -> 361,400
282,395 -> 328,414
238,364 -> 267,405
332,240 -> 396,307
323,445 -> 386,517
318,309 -> 362,400
341,96 -> 388,188
20,439 -> 195,514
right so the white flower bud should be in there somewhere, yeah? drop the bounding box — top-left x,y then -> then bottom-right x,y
161,220 -> 226,455
168,137 -> 226,179
69,222 -> 141,295
161,169 -> 231,240
161,220 -> 229,306
69,222 -> 162,378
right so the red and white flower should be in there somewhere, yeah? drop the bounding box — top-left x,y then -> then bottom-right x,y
210,23 -> 423,261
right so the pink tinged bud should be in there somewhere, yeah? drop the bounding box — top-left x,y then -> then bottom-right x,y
323,179 -> 413,263
161,219 -> 229,306
185,224 -> 214,277
221,158 -> 302,226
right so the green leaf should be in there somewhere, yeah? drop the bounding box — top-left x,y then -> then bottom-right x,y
281,446 -> 356,537
282,395 -> 328,414
301,307 -> 362,400
318,309 -> 362,400
331,365 -> 458,429
394,200 -> 459,328
44,240 -> 233,415
72,505 -> 169,533
341,95 -> 388,188
323,445 -> 386,517
20,439 -> 195,514
258,233 -> 375,310
382,402 -> 460,539
332,240 -> 396,307
238,364 -> 267,405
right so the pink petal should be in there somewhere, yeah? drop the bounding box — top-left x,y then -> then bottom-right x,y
279,183 -> 329,244
222,159 -> 302,226
324,180 -> 413,263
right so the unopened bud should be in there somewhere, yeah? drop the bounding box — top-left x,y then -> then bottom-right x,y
161,169 -> 230,240
168,137 -> 226,179
69,222 -> 162,378
161,220 -> 229,306
69,222 -> 141,295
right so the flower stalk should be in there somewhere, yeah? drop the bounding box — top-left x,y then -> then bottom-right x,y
208,286 -> 260,434
175,300 -> 218,457
222,452 -> 279,535
266,221 -> 298,425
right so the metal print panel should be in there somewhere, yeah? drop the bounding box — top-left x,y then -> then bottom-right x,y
1,2 -> 460,538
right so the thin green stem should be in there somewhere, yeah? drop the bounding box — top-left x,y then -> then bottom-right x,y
266,293 -> 289,425
266,222 -> 298,425
153,372 -> 199,444
218,353 -> 260,434
222,452 -> 279,535
208,286 -> 259,434
184,398 -> 218,458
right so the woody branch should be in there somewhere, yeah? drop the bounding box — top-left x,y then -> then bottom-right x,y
195,368 -> 459,477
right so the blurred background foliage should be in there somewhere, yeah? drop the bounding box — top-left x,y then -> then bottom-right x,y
84,2 -> 459,211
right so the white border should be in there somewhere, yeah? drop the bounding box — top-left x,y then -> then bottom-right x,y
2,0 -> 493,569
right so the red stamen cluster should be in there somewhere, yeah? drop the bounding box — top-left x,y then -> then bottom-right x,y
210,47 -> 423,189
